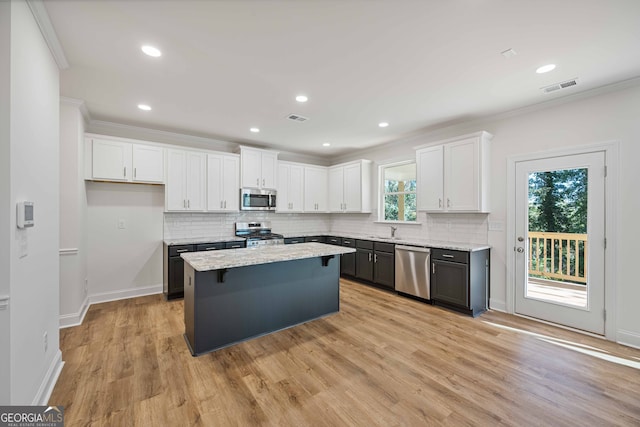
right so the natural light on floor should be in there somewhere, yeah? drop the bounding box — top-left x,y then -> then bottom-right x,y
484,321 -> 640,370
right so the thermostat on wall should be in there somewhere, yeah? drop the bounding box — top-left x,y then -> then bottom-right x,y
17,201 -> 34,228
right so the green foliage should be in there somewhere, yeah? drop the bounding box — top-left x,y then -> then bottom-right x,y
384,179 -> 417,221
528,168 -> 587,233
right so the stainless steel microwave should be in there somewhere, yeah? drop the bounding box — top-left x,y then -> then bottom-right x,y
240,188 -> 277,211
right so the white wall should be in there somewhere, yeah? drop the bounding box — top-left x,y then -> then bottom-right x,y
86,182 -> 164,301
59,100 -> 88,327
6,0 -> 61,404
0,0 -> 12,406
332,81 -> 640,347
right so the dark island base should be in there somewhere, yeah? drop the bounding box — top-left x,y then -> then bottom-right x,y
184,256 -> 340,356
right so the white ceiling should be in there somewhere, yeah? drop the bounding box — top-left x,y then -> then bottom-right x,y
45,0 -> 640,157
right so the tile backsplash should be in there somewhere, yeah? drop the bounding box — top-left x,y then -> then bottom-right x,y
164,210 -> 488,244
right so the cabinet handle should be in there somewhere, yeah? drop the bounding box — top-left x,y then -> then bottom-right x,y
439,198 -> 442,208
220,201 -> 223,209
344,240 -> 351,244
187,200 -> 190,208
176,249 -> 188,253
442,254 -> 454,258
262,178 -> 265,186
123,166 -> 126,177
183,200 -> 186,208
205,247 -> 217,250
134,168 -> 137,178
368,253 -> 372,262
256,178 -> 260,186
374,254 -> 378,263
447,198 -> 451,208
432,263 -> 435,274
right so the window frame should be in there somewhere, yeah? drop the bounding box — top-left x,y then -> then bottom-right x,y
378,160 -> 418,223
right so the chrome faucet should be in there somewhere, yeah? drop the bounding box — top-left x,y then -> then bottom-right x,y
390,226 -> 398,238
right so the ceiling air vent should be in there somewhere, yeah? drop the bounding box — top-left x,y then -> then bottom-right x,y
542,78 -> 579,94
286,114 -> 309,122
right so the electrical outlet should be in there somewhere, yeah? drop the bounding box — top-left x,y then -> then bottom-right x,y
43,331 -> 48,353
118,219 -> 126,229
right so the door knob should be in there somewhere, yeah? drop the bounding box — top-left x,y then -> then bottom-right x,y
516,247 -> 524,253
517,236 -> 525,242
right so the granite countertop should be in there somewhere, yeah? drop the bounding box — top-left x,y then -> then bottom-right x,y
164,236 -> 246,246
282,232 -> 489,252
181,242 -> 357,272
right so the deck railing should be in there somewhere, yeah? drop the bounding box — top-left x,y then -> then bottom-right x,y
528,231 -> 588,284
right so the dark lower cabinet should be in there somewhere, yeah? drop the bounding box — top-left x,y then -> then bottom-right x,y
341,238 -> 356,276
373,242 -> 395,289
284,237 -> 304,244
304,236 -> 326,243
164,244 -> 194,300
431,248 -> 489,317
164,240 -> 245,300
355,240 -> 374,282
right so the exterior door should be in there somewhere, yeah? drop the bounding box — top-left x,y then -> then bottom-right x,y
514,152 -> 605,334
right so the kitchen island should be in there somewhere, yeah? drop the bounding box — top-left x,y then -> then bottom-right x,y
181,243 -> 356,356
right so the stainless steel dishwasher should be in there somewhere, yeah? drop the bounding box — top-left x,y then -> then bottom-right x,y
395,245 -> 431,300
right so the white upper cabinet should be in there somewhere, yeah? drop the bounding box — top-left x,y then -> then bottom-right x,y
87,136 -> 164,184
207,153 -> 239,212
277,162 -> 304,212
328,160 -> 372,213
304,166 -> 328,212
240,147 -> 278,189
132,144 -> 164,183
166,149 -> 206,211
415,131 -> 492,213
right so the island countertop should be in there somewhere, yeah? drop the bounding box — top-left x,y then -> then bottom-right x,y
181,242 -> 356,272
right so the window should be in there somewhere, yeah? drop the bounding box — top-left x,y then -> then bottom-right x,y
380,162 -> 417,222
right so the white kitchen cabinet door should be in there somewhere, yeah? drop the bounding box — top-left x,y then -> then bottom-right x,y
132,144 -> 164,183
416,145 -> 444,211
222,155 -> 239,211
277,163 -> 304,212
241,148 -> 262,188
260,151 -> 278,189
166,149 -> 187,211
445,138 -> 478,211
328,166 -> 344,212
343,163 -> 362,212
185,151 -> 206,211
208,154 -> 239,211
92,138 -> 131,181
304,166 -> 328,212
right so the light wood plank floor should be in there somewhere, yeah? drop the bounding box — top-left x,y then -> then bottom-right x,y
50,279 -> 640,426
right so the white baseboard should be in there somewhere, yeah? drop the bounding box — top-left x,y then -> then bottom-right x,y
59,296 -> 89,329
617,329 -> 640,349
489,298 -> 506,312
32,350 -> 64,406
89,284 -> 163,305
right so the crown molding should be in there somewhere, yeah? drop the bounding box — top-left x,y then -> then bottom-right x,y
26,0 -> 69,70
60,97 -> 91,122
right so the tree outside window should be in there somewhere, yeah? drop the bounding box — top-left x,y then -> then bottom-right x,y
382,162 -> 417,222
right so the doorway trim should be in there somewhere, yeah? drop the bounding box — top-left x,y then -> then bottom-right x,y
506,141 -> 619,340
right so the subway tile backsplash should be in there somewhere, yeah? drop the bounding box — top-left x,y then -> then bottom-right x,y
164,210 -> 488,245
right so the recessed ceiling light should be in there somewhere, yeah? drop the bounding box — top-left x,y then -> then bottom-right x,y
137,104 -> 152,111
250,127 -> 260,133
141,45 -> 162,57
322,143 -> 331,147
536,64 -> 556,74
295,95 -> 308,103
378,122 -> 389,128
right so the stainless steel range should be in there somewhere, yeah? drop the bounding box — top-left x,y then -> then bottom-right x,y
235,222 -> 284,247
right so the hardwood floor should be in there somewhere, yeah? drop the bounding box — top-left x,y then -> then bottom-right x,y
50,279 -> 640,426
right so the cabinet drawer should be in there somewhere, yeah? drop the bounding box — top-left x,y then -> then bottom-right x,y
169,245 -> 194,257
305,236 -> 326,243
284,237 -> 304,244
356,239 -> 373,250
225,241 -> 245,249
342,238 -> 356,248
432,248 -> 468,264
196,243 -> 224,251
374,242 -> 395,254
326,236 -> 342,245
